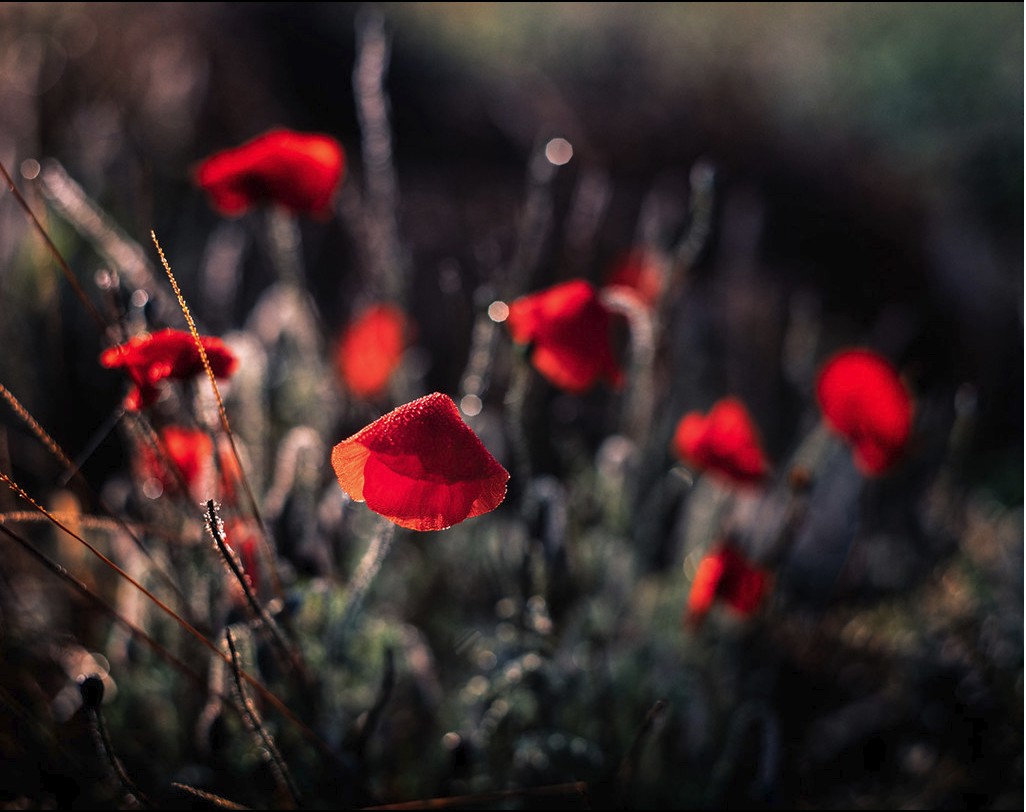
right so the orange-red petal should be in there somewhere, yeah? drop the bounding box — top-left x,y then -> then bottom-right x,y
815,348 -> 913,476
195,129 -> 346,218
684,542 -> 771,631
335,303 -> 408,399
602,246 -> 668,308
101,328 -> 238,409
331,393 -> 509,531
505,279 -> 623,393
672,397 -> 769,487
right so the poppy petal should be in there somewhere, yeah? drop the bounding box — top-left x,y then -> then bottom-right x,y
101,328 -> 238,409
672,397 -> 769,487
195,129 -> 346,218
815,349 -> 913,476
335,303 -> 409,399
684,542 -> 771,630
331,393 -> 509,531
505,279 -> 623,393
602,246 -> 668,308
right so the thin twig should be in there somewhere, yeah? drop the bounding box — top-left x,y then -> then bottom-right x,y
151,232 -> 289,609
615,699 -> 667,806
0,466 -> 342,771
359,781 -> 591,810
0,384 -> 194,611
170,783 -> 251,810
206,500 -> 304,678
224,628 -> 302,808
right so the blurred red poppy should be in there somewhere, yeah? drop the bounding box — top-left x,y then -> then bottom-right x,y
505,279 -> 624,393
101,328 -> 238,410
334,303 -> 409,399
138,425 -> 213,501
684,541 -> 771,630
602,246 -> 667,309
194,129 -> 346,218
672,397 -> 769,487
331,392 -> 509,531
815,348 -> 913,476
223,518 -> 263,603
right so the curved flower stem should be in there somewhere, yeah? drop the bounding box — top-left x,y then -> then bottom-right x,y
353,8 -> 408,303
669,159 -> 716,292
601,286 -> 657,444
503,349 -> 535,491
265,206 -> 306,288
337,515 -> 397,653
0,158 -> 109,334
35,158 -> 181,327
80,675 -> 151,809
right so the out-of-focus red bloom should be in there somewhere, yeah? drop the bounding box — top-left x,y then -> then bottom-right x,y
222,518 -> 263,603
331,392 -> 509,531
138,426 -> 213,501
334,303 -> 409,399
194,129 -> 346,218
684,542 -> 772,631
815,348 -> 913,476
215,436 -> 244,507
505,279 -> 624,394
100,328 -> 238,410
602,247 -> 668,309
672,397 -> 769,487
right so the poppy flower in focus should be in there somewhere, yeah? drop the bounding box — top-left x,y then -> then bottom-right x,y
672,397 -> 769,487
815,348 -> 913,476
334,303 -> 409,399
684,541 -> 772,631
100,328 -> 239,410
138,426 -> 213,501
194,129 -> 346,218
331,392 -> 509,531
505,279 -> 624,394
602,246 -> 668,309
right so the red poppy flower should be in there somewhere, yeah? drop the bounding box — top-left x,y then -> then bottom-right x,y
194,129 -> 346,218
331,392 -> 509,531
101,328 -> 239,410
602,246 -> 668,309
815,348 -> 913,476
672,397 -> 769,487
505,279 -> 624,393
684,542 -> 771,630
334,303 -> 409,399
222,518 -> 263,602
138,426 -> 213,500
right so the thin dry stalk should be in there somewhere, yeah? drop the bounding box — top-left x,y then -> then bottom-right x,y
0,158 -> 108,333
150,232 -> 290,609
